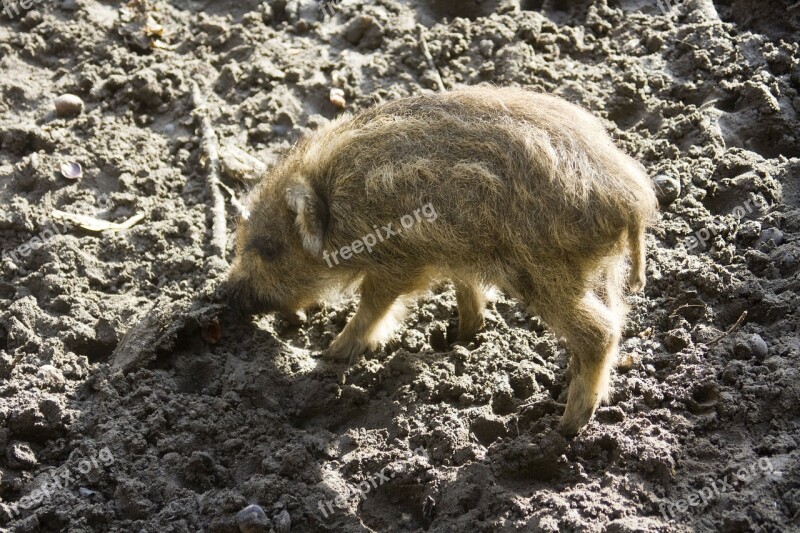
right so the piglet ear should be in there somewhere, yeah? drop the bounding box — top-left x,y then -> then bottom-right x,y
285,181 -> 327,255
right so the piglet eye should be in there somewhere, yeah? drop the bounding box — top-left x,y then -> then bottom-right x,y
248,238 -> 283,262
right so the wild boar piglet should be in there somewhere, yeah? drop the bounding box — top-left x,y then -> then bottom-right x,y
226,86 -> 658,436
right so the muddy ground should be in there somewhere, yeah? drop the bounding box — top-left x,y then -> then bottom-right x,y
1,0 -> 799,531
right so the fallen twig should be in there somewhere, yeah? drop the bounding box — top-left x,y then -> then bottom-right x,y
706,310 -> 747,347
418,25 -> 446,93
191,81 -> 228,261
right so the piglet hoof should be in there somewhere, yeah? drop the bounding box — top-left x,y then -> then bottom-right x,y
324,334 -> 369,365
556,406 -> 595,438
446,324 -> 481,349
556,419 -> 580,439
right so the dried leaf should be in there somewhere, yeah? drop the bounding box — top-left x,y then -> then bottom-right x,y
52,210 -> 145,232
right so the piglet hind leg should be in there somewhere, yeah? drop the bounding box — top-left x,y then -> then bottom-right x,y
324,272 -> 422,365
517,265 -> 622,437
454,280 -> 486,342
549,293 -> 621,437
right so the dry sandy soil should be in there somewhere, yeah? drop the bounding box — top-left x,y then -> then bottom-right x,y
1,0 -> 799,531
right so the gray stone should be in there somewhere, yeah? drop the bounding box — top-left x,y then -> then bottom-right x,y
236,504 -> 271,533
749,333 -> 769,361
733,333 -> 769,361
653,174 -> 680,206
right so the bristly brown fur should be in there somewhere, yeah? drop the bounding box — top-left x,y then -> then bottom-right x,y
226,85 -> 658,436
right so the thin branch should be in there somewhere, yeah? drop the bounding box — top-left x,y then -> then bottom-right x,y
706,311 -> 747,347
418,25 -> 446,93
191,81 -> 228,262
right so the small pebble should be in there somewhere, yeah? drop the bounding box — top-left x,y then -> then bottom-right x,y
478,39 -> 494,57
54,94 -> 84,117
733,333 -> 769,361
236,504 -> 271,533
749,333 -> 769,361
653,174 -> 680,206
